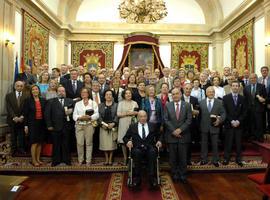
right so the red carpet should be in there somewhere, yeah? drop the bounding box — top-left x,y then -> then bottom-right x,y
105,173 -> 179,200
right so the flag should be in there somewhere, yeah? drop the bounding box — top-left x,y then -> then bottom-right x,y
14,53 -> 19,82
20,56 -> 25,73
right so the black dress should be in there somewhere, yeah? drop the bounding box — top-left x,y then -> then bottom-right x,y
23,97 -> 46,144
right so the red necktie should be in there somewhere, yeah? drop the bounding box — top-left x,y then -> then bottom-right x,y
176,103 -> 180,120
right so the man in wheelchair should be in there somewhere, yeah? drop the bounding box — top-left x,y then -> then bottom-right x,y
123,110 -> 162,189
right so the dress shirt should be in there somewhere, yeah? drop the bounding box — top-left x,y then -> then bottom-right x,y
138,122 -> 149,139
73,99 -> 99,123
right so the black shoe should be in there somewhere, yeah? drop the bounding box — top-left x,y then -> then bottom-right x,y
213,162 -> 219,167
172,175 -> 179,183
187,161 -> 192,166
133,177 -> 142,188
236,161 -> 244,167
149,177 -> 158,189
51,162 -> 60,167
222,160 -> 229,165
65,162 -> 71,166
200,161 -> 207,165
180,178 -> 187,184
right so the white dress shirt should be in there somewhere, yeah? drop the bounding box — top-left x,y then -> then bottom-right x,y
213,86 -> 225,99
16,91 -> 22,98
183,95 -> 190,103
138,122 -> 149,139
92,91 -> 101,104
73,99 -> 99,123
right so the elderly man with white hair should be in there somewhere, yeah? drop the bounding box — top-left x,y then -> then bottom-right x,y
123,110 -> 162,189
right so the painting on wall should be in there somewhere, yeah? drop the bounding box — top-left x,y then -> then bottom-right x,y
128,48 -> 154,70
171,42 -> 209,71
71,41 -> 114,71
23,10 -> 49,75
231,19 -> 254,74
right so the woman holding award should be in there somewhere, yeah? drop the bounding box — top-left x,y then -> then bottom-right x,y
117,88 -> 138,164
98,89 -> 118,165
73,87 -> 99,166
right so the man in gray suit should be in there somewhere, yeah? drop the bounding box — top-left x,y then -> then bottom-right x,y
199,86 -> 226,167
164,88 -> 192,183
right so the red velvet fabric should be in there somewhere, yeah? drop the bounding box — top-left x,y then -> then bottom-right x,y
117,34 -> 165,72
248,173 -> 265,185
257,184 -> 270,197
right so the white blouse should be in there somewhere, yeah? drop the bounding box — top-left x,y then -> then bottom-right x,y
73,99 -> 99,122
214,86 -> 225,99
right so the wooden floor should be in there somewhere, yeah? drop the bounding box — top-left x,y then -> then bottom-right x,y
14,172 -> 262,200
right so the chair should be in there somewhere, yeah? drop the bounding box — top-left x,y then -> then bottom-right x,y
248,163 -> 270,185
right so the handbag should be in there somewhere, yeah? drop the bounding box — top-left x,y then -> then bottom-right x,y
42,143 -> 53,156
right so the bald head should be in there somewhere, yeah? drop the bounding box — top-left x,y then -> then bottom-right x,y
249,73 -> 257,84
137,110 -> 147,124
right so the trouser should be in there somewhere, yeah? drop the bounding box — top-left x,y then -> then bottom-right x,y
168,143 -> 187,179
75,124 -> 94,163
248,108 -> 264,140
10,124 -> 25,153
52,129 -> 71,164
224,128 -> 242,162
201,132 -> 219,163
132,145 -> 157,178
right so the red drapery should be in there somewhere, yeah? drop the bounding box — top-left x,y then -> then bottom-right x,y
117,33 -> 165,72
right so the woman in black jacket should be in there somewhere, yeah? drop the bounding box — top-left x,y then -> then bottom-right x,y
23,85 -> 47,167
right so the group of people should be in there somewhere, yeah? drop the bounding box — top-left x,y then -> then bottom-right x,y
6,63 -> 270,187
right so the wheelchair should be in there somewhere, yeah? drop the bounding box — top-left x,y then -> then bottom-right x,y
127,146 -> 161,188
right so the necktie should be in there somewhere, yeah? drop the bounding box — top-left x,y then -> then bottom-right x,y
263,78 -> 267,88
176,103 -> 180,120
207,100 -> 212,112
17,92 -> 21,106
72,81 -> 76,93
251,85 -> 256,97
142,124 -> 146,139
233,95 -> 237,106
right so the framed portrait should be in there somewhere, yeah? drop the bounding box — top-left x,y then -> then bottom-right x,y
128,48 -> 154,70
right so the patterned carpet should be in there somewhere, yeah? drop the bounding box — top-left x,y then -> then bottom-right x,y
0,141 -> 267,174
105,172 -> 179,200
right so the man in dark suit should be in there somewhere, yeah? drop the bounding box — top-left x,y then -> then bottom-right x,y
16,65 -> 36,85
123,110 -> 162,188
60,64 -> 70,80
244,73 -> 267,141
223,81 -> 247,167
63,68 -> 83,100
5,81 -> 29,155
182,83 -> 199,165
199,86 -> 226,167
52,68 -> 67,86
44,86 -> 74,166
164,88 -> 192,183
98,73 -> 110,100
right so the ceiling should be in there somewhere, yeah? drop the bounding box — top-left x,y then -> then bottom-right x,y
35,0 -> 257,35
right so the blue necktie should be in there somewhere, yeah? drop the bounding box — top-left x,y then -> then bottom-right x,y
207,100 -> 212,112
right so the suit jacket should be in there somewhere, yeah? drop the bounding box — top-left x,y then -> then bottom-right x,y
63,80 -> 83,99
44,97 -> 74,131
5,91 -> 28,125
62,74 -> 70,80
181,95 -> 199,108
164,101 -> 192,143
243,83 -> 266,113
23,97 -> 47,127
98,102 -> 118,125
16,73 -> 36,85
258,76 -> 270,93
123,122 -> 160,148
199,98 -> 226,134
223,93 -> 247,129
